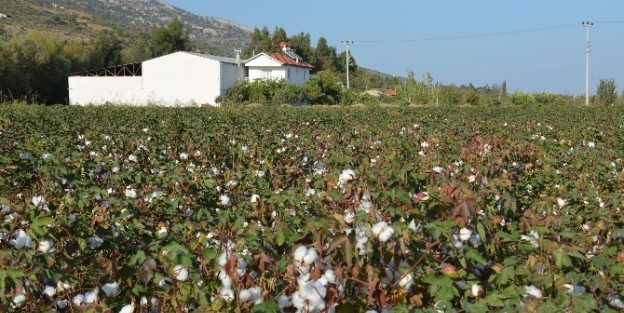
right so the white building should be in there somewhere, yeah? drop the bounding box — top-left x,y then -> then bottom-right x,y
68,51 -> 245,107
244,42 -> 313,85
68,42 -> 313,107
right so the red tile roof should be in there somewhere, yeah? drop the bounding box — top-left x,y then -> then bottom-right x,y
265,52 -> 313,68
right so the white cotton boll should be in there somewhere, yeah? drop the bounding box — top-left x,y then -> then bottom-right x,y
72,294 -> 85,306
250,194 -> 260,203
339,169 -> 356,183
459,228 -> 472,241
432,166 -> 444,174
125,188 -> 137,198
173,265 -> 189,281
43,285 -> 56,297
12,229 -> 33,249
157,226 -> 167,236
56,299 -> 68,309
12,294 -> 26,308
372,221 -> 388,237
219,287 -> 235,302
218,271 -> 233,288
217,252 -> 228,267
119,303 -> 135,313
344,212 -> 355,224
128,154 -> 138,162
219,194 -> 231,206
140,297 -> 148,306
31,195 -> 47,208
358,201 -> 372,213
57,281 -> 72,293
102,282 -> 120,297
409,219 -> 422,232
88,235 -> 104,249
378,227 -> 394,243
84,289 -> 99,304
293,246 -> 308,262
372,221 -> 395,242
277,294 -> 291,308
468,175 -> 476,183
471,284 -> 483,297
420,141 -> 429,148
556,197 -> 566,207
303,248 -> 318,265
179,152 -> 188,160
524,285 -> 542,299
239,289 -> 252,302
158,277 -> 173,288
398,273 -> 414,290
305,188 -> 316,197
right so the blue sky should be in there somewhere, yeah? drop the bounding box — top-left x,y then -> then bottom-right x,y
167,0 -> 624,95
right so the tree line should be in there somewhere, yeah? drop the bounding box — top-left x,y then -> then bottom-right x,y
0,18 -> 191,104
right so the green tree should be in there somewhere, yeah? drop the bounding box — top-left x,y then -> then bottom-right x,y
88,31 -> 123,69
597,78 -> 617,105
288,32 -> 313,63
271,27 -> 288,51
313,37 -> 338,73
148,17 -> 191,58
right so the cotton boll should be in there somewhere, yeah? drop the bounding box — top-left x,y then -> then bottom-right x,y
372,222 -> 395,242
239,289 -> 252,302
83,289 -> 99,304
140,297 -> 148,306
102,282 -> 120,297
471,284 -> 483,297
158,277 -> 173,288
398,273 -> 414,291
43,285 -> 56,298
277,294 -> 291,308
172,265 -> 189,281
219,287 -> 235,302
339,169 -> 356,183
293,246 -> 308,262
219,194 -> 231,206
459,228 -> 472,241
250,194 -> 260,203
87,235 -> 104,249
12,229 -> 33,249
72,294 -> 85,307
38,239 -> 55,253
524,285 -> 543,299
12,294 -> 26,308
303,248 -> 318,265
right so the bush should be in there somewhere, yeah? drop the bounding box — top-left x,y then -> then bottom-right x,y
597,78 -> 617,106
511,91 -> 535,106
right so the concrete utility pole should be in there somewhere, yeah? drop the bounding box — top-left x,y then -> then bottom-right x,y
582,21 -> 593,106
341,41 -> 353,89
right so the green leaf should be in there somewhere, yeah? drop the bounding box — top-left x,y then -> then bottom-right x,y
202,247 -> 217,260
276,229 -> 286,246
250,301 -> 280,313
465,248 -> 487,265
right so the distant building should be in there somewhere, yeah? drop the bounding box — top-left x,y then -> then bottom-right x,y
244,42 -> 313,85
68,43 -> 313,107
366,88 -> 397,97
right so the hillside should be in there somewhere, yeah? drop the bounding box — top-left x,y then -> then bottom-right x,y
0,0 -> 252,56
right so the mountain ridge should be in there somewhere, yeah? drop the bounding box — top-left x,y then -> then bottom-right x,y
1,0 -> 253,56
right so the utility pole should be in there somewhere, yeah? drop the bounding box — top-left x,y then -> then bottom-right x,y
582,21 -> 593,106
341,41 -> 353,89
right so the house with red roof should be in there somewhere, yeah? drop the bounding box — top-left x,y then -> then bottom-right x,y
244,41 -> 313,85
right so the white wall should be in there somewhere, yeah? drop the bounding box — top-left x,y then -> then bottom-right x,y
142,52 -> 221,106
285,66 -> 310,85
248,66 -> 286,83
68,76 -> 143,105
220,63 -> 245,98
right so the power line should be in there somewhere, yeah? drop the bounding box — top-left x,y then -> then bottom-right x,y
350,23 -> 578,43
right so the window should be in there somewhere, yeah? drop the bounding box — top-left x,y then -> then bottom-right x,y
287,69 -> 291,79
262,70 -> 272,79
